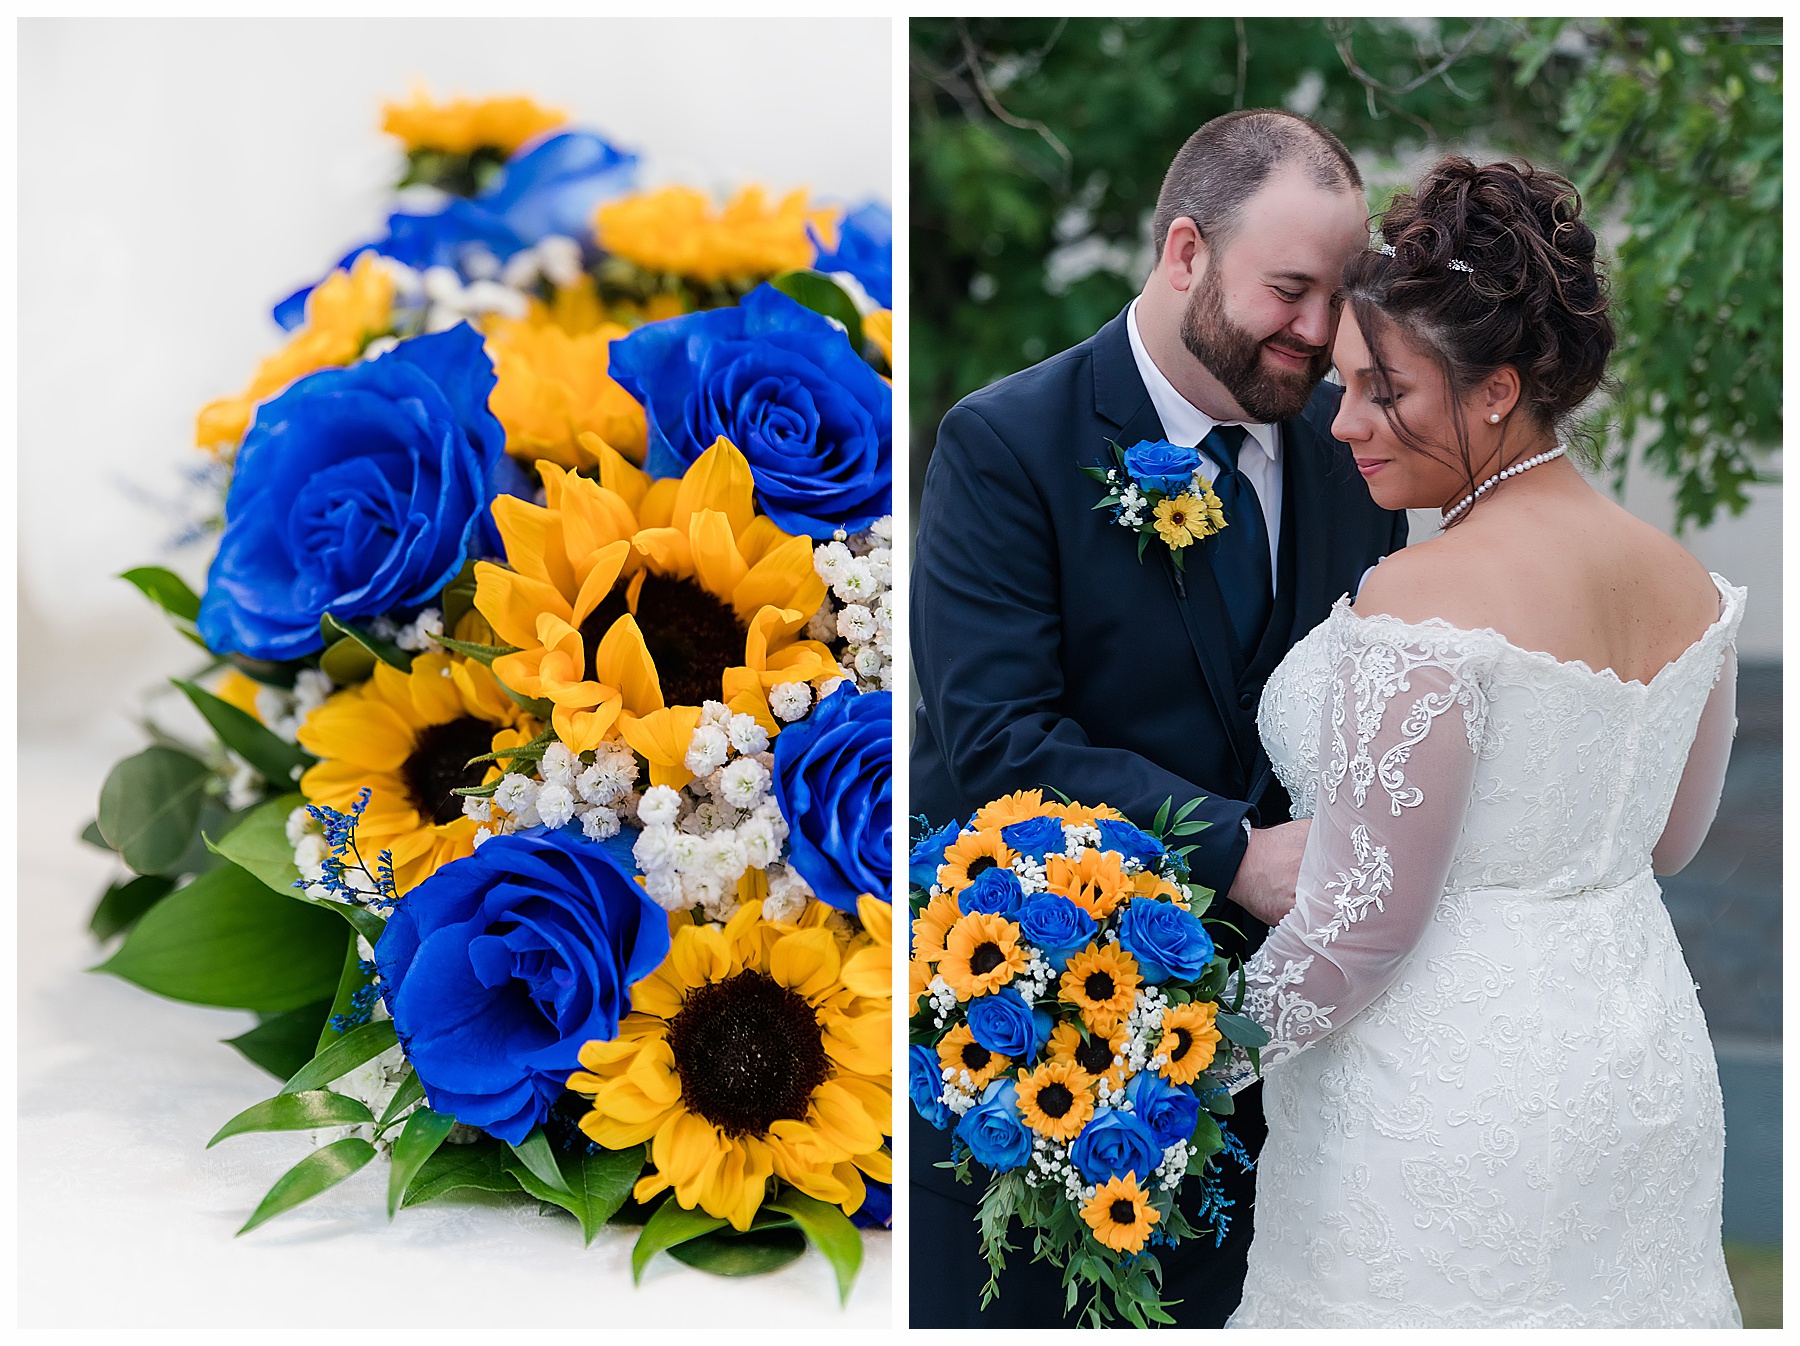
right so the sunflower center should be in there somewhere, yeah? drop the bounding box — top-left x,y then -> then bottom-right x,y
960,1042 -> 992,1072
1083,971 -> 1117,1003
1109,1198 -> 1139,1226
1170,507 -> 1189,526
1170,1027 -> 1193,1063
403,716 -> 499,825
1074,1034 -> 1115,1076
969,942 -> 1005,976
1037,1082 -> 1075,1118
666,969 -> 828,1139
965,855 -> 997,881
582,573 -> 744,710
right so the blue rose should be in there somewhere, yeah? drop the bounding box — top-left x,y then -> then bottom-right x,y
851,1178 -> 892,1230
965,986 -> 1051,1060
958,865 -> 1024,918
909,818 -> 960,890
1117,897 -> 1215,985
910,1043 -> 954,1130
809,201 -> 893,309
1070,1107 -> 1164,1185
1097,818 -> 1167,868
1122,439 -> 1203,497
956,1078 -> 1033,1173
1016,894 -> 1097,972
1126,1070 -> 1202,1149
609,283 -> 891,539
374,827 -> 671,1145
1000,814 -> 1066,862
196,324 -> 524,660
770,686 -> 891,912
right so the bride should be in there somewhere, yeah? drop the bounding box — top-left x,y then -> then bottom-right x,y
1224,158 -> 1743,1328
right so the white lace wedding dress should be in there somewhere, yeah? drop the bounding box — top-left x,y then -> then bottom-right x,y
1225,573 -> 1745,1328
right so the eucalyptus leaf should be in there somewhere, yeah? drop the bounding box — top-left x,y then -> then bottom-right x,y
388,1106 -> 457,1217
1215,1010 -> 1270,1049
173,679 -> 316,786
208,1090 -> 375,1147
89,873 -> 175,941
225,997 -> 333,1079
632,1199 -> 729,1283
281,1017 -> 398,1094
93,862 -> 346,1012
767,1188 -> 864,1304
237,1137 -> 377,1235
668,1224 -> 808,1276
79,819 -> 112,851
97,746 -> 211,876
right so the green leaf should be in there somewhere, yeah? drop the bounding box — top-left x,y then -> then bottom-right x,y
80,819 -> 112,850
503,1143 -> 644,1245
506,1127 -> 573,1196
97,746 -> 211,876
210,793 -> 304,894
668,1224 -> 808,1276
316,931 -> 368,1052
402,1138 -> 525,1207
377,1068 -> 426,1131
1187,1111 -> 1223,1163
208,1089 -> 375,1147
388,1106 -> 457,1217
320,613 -> 413,672
93,863 -> 346,1012
433,634 -> 520,666
280,1017 -> 398,1094
226,653 -> 304,688
225,997 -> 333,1078
438,560 -> 480,633
237,1137 -> 376,1235
120,565 -> 201,622
632,1198 -> 730,1283
768,269 -> 865,342
767,1188 -> 864,1304
319,637 -> 377,686
173,679 -> 316,786
1151,797 -> 1172,836
1215,1010 -> 1270,1049
89,873 -> 175,941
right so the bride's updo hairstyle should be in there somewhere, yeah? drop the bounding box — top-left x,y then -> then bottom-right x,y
1342,158 -> 1614,516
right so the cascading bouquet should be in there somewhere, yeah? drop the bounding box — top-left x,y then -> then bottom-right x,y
907,791 -> 1268,1326
84,88 -> 893,1300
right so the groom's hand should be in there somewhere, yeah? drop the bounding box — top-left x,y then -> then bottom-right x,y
1227,820 -> 1312,926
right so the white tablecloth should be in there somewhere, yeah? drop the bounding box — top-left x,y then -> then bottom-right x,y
18,742 -> 891,1328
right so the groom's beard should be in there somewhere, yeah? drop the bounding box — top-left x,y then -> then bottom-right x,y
1180,269 -> 1332,424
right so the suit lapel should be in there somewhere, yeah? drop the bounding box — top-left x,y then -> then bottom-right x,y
1091,310 -> 1254,784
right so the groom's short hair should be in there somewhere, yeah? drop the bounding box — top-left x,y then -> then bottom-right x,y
1152,109 -> 1363,258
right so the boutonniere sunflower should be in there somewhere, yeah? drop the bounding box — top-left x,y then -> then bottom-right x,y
1081,439 -> 1226,570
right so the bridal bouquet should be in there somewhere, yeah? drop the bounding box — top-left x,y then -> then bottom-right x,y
85,88 -> 893,1299
907,792 -> 1264,1326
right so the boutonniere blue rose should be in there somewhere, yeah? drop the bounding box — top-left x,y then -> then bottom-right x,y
1080,438 -> 1227,570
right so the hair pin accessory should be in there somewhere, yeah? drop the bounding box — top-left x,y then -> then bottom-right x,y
1378,241 -> 1476,275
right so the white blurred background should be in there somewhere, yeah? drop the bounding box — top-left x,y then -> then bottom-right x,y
18,17 -> 893,1330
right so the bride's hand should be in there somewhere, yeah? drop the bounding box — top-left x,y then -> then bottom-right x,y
1226,819 -> 1311,926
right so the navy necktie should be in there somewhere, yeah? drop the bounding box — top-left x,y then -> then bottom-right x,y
1202,424 -> 1274,657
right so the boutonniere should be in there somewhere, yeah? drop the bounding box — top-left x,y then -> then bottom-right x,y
1080,438 -> 1227,570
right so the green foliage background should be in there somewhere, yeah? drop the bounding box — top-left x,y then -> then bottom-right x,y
910,17 -> 1780,530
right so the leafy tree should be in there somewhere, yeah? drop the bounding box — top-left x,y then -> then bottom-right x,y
910,17 -> 1779,528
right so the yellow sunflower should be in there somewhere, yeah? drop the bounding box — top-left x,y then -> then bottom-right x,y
473,436 -> 837,776
1047,800 -> 1128,827
1059,943 -> 1142,1036
1157,1001 -> 1222,1085
196,252 -> 394,454
908,956 -> 933,1015
863,309 -> 892,368
295,652 -> 529,893
380,86 -> 567,156
938,912 -> 1027,1001
970,789 -> 1050,831
936,830 -> 1013,894
935,1023 -> 1010,1091
482,316 -> 648,469
1152,486 -> 1226,550
568,897 -> 891,1231
1130,870 -> 1190,909
1082,1173 -> 1160,1253
909,891 -> 962,963
1048,1019 -> 1133,1092
1015,1059 -> 1096,1142
1046,848 -> 1133,919
594,185 -> 834,285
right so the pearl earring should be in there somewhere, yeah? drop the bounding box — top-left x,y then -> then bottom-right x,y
1488,413 -> 1501,424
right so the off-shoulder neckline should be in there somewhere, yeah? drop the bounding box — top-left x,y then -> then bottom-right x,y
1330,572 -> 1742,693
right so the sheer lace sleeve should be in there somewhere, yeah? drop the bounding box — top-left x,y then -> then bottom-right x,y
1226,629 -> 1488,1086
1653,644 -> 1737,875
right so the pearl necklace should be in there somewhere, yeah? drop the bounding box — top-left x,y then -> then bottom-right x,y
1439,444 -> 1566,527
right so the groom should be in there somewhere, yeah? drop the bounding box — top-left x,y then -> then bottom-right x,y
910,109 -> 1409,1326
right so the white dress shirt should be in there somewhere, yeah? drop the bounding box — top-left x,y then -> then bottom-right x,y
1125,299 -> 1283,587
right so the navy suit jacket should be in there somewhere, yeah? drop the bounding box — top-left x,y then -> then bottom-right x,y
908,307 -> 1407,1326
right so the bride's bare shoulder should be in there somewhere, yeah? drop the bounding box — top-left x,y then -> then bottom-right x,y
1349,532 -> 1503,628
